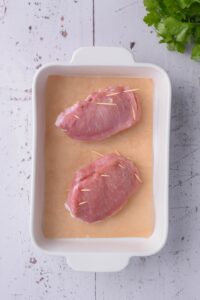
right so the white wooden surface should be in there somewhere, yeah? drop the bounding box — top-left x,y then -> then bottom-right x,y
1,0 -> 200,299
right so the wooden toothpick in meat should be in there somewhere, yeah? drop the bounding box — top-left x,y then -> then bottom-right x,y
96,102 -> 117,106
79,201 -> 87,206
118,164 -> 125,169
135,173 -> 142,183
132,105 -> 136,121
115,150 -> 121,156
92,150 -> 104,157
73,114 -> 80,119
106,88 -> 139,97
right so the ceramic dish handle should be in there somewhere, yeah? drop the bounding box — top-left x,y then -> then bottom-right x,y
70,47 -> 135,66
67,254 -> 130,272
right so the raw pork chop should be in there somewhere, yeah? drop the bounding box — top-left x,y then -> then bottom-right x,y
65,153 -> 142,223
55,86 -> 141,141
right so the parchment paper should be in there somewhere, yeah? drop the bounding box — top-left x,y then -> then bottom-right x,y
44,76 -> 154,238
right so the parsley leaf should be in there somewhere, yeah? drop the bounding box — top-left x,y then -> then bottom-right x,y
143,0 -> 200,60
191,44 -> 200,60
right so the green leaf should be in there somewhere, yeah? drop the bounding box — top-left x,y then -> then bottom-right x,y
191,44 -> 200,60
169,42 -> 186,52
143,0 -> 160,11
156,17 -> 191,45
194,26 -> 200,43
164,17 -> 191,41
156,20 -> 168,36
176,24 -> 192,42
163,0 -> 185,16
143,0 -> 200,61
144,12 -> 161,26
178,0 -> 200,9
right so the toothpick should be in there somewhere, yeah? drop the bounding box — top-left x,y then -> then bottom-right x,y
101,174 -> 110,177
73,114 -> 80,119
81,188 -> 91,192
79,201 -> 87,206
115,150 -> 121,156
118,164 -> 125,169
96,102 -> 117,106
106,88 -> 139,97
123,88 -> 139,93
92,150 -> 104,157
135,98 -> 138,111
131,105 -> 136,121
106,92 -> 121,97
135,173 -> 142,183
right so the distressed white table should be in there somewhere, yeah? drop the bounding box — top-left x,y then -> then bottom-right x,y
1,1 -> 200,299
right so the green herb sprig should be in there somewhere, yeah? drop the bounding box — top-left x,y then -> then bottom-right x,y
143,0 -> 200,60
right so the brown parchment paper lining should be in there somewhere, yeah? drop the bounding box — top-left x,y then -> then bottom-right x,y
44,76 -> 154,238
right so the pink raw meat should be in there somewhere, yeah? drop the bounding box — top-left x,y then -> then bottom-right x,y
55,86 -> 141,141
65,153 -> 142,223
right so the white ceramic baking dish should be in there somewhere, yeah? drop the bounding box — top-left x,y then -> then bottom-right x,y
31,47 -> 171,272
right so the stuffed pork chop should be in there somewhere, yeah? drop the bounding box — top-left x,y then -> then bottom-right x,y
65,153 -> 142,223
55,86 -> 141,141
